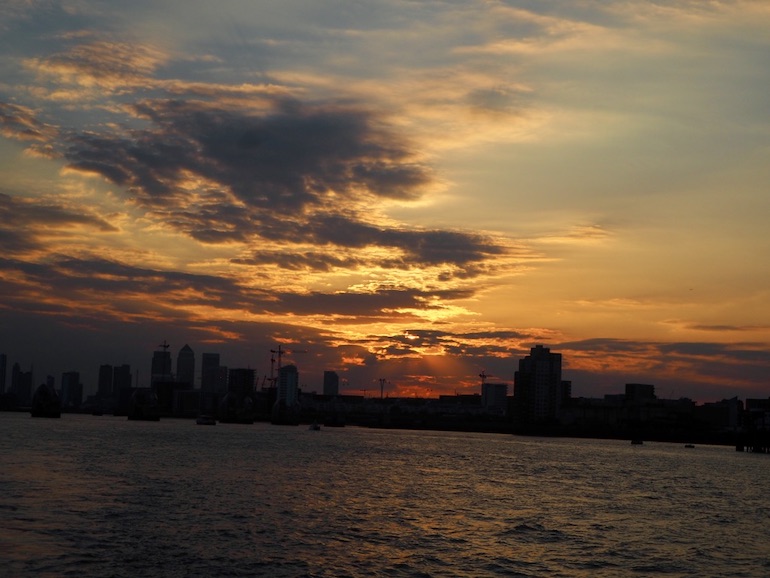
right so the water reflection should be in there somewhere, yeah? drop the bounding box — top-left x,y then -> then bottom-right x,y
2,413 -> 769,577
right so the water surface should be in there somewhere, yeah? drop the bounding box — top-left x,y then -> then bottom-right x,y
1,413 -> 769,576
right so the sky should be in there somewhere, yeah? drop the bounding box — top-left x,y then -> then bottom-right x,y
1,0 -> 769,402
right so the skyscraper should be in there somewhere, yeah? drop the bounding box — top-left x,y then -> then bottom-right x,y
201,353 -> 221,392
278,364 -> 299,408
98,364 -> 113,398
176,344 -> 195,387
61,371 -> 82,410
513,345 -> 569,425
113,364 -> 132,397
11,362 -> 32,406
323,370 -> 339,396
151,347 -> 172,385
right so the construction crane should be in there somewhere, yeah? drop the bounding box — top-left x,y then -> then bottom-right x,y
269,344 -> 308,382
378,378 -> 389,399
479,370 -> 492,385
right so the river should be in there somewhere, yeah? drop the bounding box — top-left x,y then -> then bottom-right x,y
1,412 -> 769,577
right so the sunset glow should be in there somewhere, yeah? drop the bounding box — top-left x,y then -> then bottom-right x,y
2,1 -> 769,402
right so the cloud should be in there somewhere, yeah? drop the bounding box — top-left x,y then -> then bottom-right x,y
0,102 -> 58,141
24,39 -> 168,95
558,337 -> 770,396
0,192 -> 117,256
55,95 -> 507,277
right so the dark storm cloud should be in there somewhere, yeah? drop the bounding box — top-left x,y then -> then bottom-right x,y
57,96 -> 506,276
238,214 -> 505,273
120,98 -> 429,209
302,215 -> 505,266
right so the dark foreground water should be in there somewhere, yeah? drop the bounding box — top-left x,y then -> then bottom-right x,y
1,413 -> 769,577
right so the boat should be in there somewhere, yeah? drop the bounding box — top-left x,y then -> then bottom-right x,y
196,415 -> 216,425
684,444 -> 695,449
631,439 -> 643,445
308,421 -> 321,431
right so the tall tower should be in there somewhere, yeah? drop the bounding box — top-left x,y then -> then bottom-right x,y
151,341 -> 172,385
98,364 -> 113,398
176,344 -> 195,387
513,345 -> 566,425
201,353 -> 221,392
323,370 -> 339,396
61,371 -> 82,409
278,364 -> 299,407
113,364 -> 132,393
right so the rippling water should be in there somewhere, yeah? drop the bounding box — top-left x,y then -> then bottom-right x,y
2,412 -> 769,577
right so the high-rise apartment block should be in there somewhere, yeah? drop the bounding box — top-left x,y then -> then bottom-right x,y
113,364 -> 132,392
151,348 -> 172,385
513,345 -> 570,425
98,364 -> 113,398
278,364 -> 299,407
61,370 -> 83,409
201,353 -> 222,392
176,344 -> 195,387
323,370 -> 339,396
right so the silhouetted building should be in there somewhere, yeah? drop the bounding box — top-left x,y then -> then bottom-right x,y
98,364 -> 113,398
220,368 -> 256,423
323,370 -> 339,396
61,371 -> 83,410
272,364 -> 300,425
697,397 -> 742,431
278,364 -> 299,407
513,345 -> 569,425
228,368 -> 255,395
626,383 -> 656,403
11,362 -> 33,407
151,348 -> 172,385
201,353 -> 222,392
0,353 -> 6,394
176,344 -> 195,387
113,364 -> 132,392
482,382 -> 508,415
